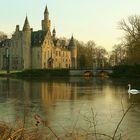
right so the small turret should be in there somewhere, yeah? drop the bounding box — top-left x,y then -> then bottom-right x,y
44,5 -> 49,14
52,27 -> 56,38
16,25 -> 20,32
23,16 -> 30,31
22,16 -> 32,69
69,35 -> 77,69
69,35 -> 75,47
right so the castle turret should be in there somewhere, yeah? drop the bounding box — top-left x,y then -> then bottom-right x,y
44,4 -> 49,15
52,27 -> 56,39
42,4 -> 51,31
69,36 -> 77,69
23,16 -> 30,31
16,25 -> 20,32
22,16 -> 32,69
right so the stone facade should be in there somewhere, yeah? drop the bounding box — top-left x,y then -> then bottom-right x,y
0,4 -> 77,70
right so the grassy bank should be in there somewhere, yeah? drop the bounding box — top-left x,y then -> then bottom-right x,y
111,64 -> 140,78
0,69 -> 70,79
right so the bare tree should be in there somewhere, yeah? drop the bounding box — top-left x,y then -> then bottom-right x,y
109,44 -> 126,66
0,31 -> 7,42
118,15 -> 140,64
95,46 -> 108,68
85,41 -> 96,68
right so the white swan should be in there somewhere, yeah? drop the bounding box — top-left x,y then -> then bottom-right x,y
128,84 -> 140,95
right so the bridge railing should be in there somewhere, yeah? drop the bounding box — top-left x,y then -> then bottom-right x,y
75,66 -> 113,70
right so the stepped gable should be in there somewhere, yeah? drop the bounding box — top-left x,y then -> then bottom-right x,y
53,38 -> 67,49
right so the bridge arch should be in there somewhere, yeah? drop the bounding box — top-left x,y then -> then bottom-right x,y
84,71 -> 93,77
69,68 -> 113,76
97,70 -> 108,77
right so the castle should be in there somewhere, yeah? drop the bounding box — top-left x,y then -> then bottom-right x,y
0,4 -> 77,70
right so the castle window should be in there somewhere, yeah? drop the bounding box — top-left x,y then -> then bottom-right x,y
48,51 -> 49,58
44,62 -> 46,68
12,57 -> 18,69
56,51 -> 58,56
59,51 -> 61,56
38,51 -> 40,60
51,50 -> 52,57
44,52 -> 46,59
66,64 -> 68,68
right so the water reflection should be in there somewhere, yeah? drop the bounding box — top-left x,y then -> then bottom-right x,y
0,77 -> 140,139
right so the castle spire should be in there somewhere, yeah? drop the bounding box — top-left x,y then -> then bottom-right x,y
69,35 -> 77,69
42,4 -> 51,31
23,16 -> 30,31
69,35 -> 75,47
44,4 -> 49,14
52,27 -> 56,38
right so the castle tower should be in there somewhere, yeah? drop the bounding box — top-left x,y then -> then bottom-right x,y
42,4 -> 51,31
52,27 -> 56,39
69,36 -> 77,69
22,16 -> 32,69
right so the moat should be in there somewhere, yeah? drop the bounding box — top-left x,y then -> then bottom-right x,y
0,77 -> 140,139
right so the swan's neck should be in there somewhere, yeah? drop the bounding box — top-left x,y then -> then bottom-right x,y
128,85 -> 131,90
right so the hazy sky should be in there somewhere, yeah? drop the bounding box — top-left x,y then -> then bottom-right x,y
1,0 -> 140,51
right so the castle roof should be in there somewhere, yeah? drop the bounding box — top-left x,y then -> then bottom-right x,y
23,16 -> 30,31
68,35 -> 76,47
0,39 -> 11,47
44,4 -> 49,14
31,30 -> 47,46
53,28 -> 56,34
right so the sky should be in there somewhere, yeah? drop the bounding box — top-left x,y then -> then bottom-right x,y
1,0 -> 140,51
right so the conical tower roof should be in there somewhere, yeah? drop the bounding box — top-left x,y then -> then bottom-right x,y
69,35 -> 76,47
23,16 -> 30,31
44,4 -> 49,14
53,27 -> 56,33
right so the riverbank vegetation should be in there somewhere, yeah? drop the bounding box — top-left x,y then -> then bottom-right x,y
110,15 -> 140,66
0,69 -> 70,79
109,15 -> 140,77
0,103 -> 134,140
76,40 -> 109,69
14,69 -> 69,78
0,122 -> 41,140
112,64 -> 140,78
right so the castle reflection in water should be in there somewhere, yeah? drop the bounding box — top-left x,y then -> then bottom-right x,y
0,78 -> 81,107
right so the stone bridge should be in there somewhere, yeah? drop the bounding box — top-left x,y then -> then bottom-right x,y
69,68 -> 113,76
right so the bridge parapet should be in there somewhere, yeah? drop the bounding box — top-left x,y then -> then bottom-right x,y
69,68 -> 113,76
